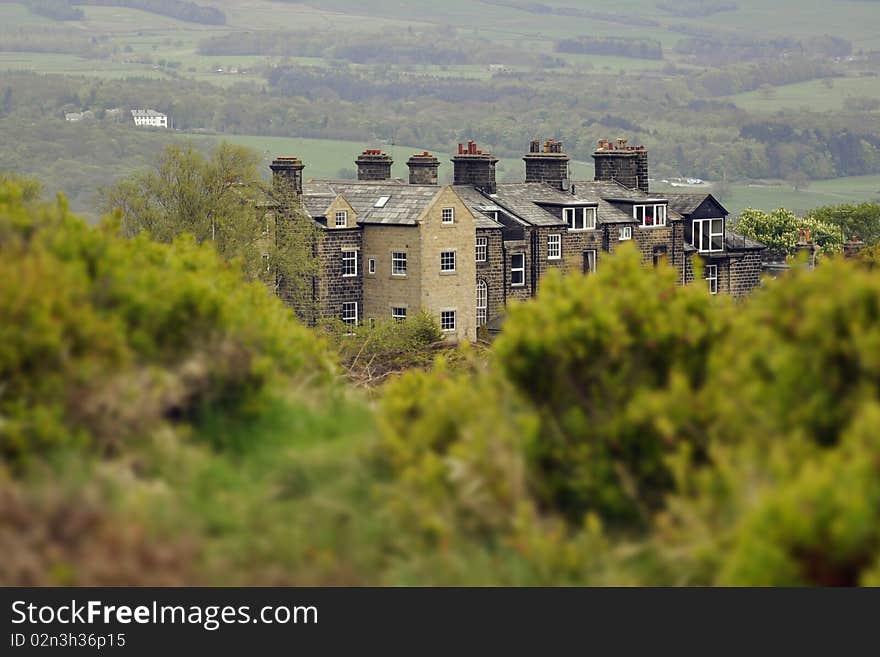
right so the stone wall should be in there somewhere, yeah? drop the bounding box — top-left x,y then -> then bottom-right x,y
729,251 -> 764,297
316,228 -> 363,322
477,227 -> 505,323
503,234 -> 533,304
362,225 -> 422,323
420,187 -> 478,342
556,225 -> 605,279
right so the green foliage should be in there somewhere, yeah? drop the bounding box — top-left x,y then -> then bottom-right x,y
323,312 -> 444,386
808,201 -> 880,245
5,169 -> 880,585
0,179 -> 332,461
493,245 -> 724,526
737,207 -> 843,260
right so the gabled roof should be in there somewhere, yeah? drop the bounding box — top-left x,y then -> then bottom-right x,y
302,181 -> 441,226
664,192 -> 729,218
450,185 -> 505,229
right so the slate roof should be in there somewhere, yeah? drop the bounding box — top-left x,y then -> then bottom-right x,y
663,193 -> 709,216
725,231 -> 766,251
572,179 -> 684,222
302,181 -> 441,226
450,185 -> 505,229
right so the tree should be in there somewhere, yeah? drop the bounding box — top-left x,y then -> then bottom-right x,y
786,171 -> 810,191
737,207 -> 843,260
807,201 -> 880,245
100,141 -> 320,312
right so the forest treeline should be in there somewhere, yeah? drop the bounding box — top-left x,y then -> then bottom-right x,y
0,52 -> 878,207
675,33 -> 852,66
11,0 -> 226,24
3,170 -> 880,585
554,36 -> 664,61
198,28 -> 564,68
656,0 -> 738,18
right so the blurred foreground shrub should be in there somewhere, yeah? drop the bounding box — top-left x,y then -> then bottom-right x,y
0,179 -> 333,461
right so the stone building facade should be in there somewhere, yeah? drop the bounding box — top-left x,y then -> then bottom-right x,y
269,139 -> 765,339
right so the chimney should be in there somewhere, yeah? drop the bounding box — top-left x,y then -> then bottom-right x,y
355,148 -> 393,181
592,138 -> 649,193
523,137 -> 570,189
451,140 -> 498,193
269,156 -> 305,200
407,151 -> 440,185
843,236 -> 866,259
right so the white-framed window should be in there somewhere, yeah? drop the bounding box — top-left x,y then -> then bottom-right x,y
634,204 -> 667,227
335,210 -> 348,227
693,218 -> 725,253
619,225 -> 633,241
705,264 -> 718,295
548,234 -> 562,260
441,310 -> 456,332
476,236 -> 488,263
374,196 -> 390,208
511,253 -> 525,287
392,306 -> 407,321
583,249 -> 597,274
342,250 -> 358,277
440,250 -> 456,272
564,207 -> 597,231
342,301 -> 358,325
476,279 -> 488,326
262,253 -> 270,272
392,251 -> 407,276
368,257 -> 376,275
442,207 -> 455,224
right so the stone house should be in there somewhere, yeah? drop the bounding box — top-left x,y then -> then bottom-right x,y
268,138 -> 764,339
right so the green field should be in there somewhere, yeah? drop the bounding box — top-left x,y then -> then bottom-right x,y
200,133 -> 880,216
726,75 -> 880,113
655,175 -> 880,217
192,133 -> 596,184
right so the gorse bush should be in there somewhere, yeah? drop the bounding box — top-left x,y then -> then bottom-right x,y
494,245 -> 725,526
0,178 -> 333,461
377,245 -> 880,584
5,175 -> 880,585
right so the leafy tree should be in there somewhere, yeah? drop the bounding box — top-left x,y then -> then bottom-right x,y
100,141 -> 320,318
807,201 -> 880,245
737,208 -> 843,260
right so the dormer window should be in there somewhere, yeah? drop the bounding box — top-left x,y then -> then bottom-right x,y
634,204 -> 667,227
693,218 -> 725,253
564,207 -> 596,231
335,210 -> 348,227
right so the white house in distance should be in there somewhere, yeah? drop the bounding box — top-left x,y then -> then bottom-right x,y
131,109 -> 169,128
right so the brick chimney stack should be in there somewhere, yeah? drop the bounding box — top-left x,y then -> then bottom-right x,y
407,151 -> 440,185
269,156 -> 305,200
523,138 -> 570,189
592,138 -> 649,193
452,140 -> 498,194
355,149 -> 393,181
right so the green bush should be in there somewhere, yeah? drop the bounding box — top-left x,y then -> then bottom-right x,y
0,179 -> 333,461
493,244 -> 725,526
